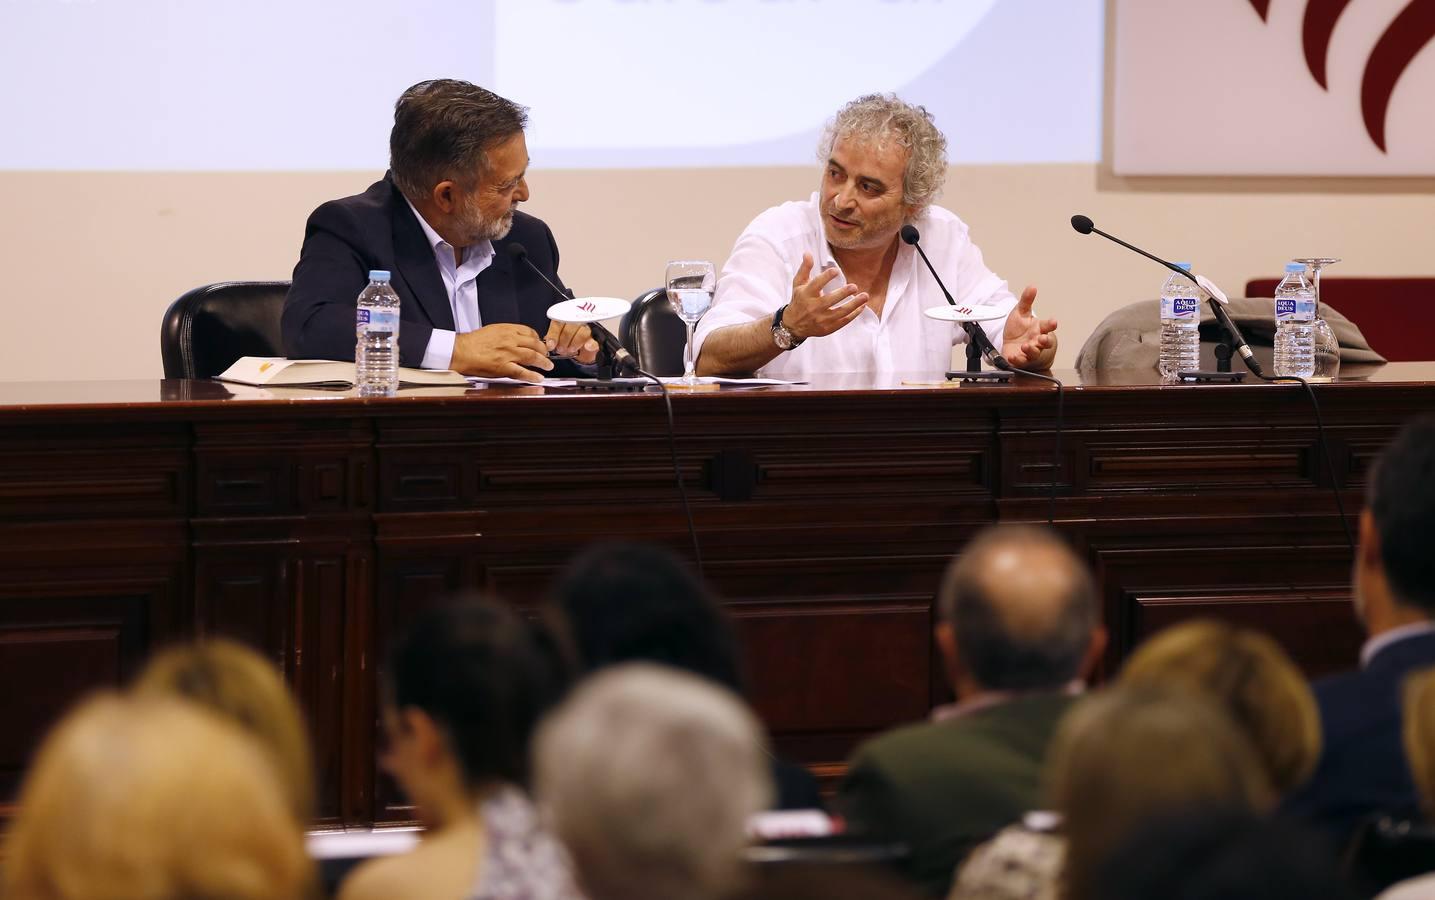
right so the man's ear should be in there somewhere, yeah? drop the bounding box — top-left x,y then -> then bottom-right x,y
430,180 -> 458,214
1359,509 -> 1382,569
935,620 -> 963,686
1080,625 -> 1109,683
401,708 -> 447,766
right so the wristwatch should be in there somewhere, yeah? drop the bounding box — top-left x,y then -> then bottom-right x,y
772,305 -> 805,351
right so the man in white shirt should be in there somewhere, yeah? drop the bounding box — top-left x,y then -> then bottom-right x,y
695,94 -> 1057,380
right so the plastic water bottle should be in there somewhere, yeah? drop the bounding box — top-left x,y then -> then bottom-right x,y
1158,263 -> 1200,380
356,270 -> 400,396
1273,262 -> 1316,378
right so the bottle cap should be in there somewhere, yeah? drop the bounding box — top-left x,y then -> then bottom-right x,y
1284,262 -> 1305,274
368,270 -> 392,282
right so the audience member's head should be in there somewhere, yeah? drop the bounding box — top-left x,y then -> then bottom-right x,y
134,637 -> 315,823
534,663 -> 773,900
1357,415 -> 1435,631
938,525 -> 1104,697
382,598 -> 568,825
550,541 -> 744,692
1,693 -> 311,900
1095,809 -> 1356,900
1050,686 -> 1275,900
1121,620 -> 1321,794
1403,666 -> 1435,817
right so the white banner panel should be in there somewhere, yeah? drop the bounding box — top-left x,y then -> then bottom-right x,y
1113,0 -> 1435,175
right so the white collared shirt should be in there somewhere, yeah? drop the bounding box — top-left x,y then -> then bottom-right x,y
694,192 -> 1016,380
405,198 -> 496,370
1360,621 -> 1435,669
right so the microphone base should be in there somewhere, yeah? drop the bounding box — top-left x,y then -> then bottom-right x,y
1175,370 -> 1247,384
572,378 -> 649,392
945,369 -> 1014,384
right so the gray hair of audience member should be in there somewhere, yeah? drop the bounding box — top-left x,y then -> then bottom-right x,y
817,93 -> 948,212
389,78 -> 528,203
938,525 -> 1099,691
534,663 -> 774,900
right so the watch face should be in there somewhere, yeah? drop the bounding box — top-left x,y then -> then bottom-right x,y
773,326 -> 794,350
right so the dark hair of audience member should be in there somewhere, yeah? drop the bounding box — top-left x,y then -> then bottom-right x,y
388,79 -> 528,203
134,637 -> 317,824
1094,809 -> 1357,900
1050,686 -> 1275,900
939,525 -> 1098,690
550,542 -> 743,692
1368,414 -> 1435,613
1120,620 -> 1322,795
385,597 -> 570,789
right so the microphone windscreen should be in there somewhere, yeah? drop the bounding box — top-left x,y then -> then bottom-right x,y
1070,215 -> 1094,235
899,224 -> 921,245
505,242 -> 529,262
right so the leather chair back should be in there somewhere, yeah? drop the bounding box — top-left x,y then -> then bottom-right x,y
161,281 -> 289,379
620,288 -> 687,376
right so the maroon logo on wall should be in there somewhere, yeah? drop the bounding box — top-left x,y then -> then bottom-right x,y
1248,0 -> 1435,152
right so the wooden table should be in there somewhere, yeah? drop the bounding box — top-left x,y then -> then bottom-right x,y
3,364 -> 1430,827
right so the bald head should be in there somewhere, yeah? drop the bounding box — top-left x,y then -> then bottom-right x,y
939,526 -> 1099,691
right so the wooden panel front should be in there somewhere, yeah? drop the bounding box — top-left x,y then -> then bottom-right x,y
0,367 -> 1431,829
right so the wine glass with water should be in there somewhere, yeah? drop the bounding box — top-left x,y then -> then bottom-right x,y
665,260 -> 716,387
1293,257 -> 1341,381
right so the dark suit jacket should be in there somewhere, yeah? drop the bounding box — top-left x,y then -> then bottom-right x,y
837,692 -> 1077,897
1283,630 -> 1435,849
282,174 -> 572,370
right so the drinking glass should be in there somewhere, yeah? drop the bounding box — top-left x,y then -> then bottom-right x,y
665,260 -> 716,387
1294,257 -> 1341,381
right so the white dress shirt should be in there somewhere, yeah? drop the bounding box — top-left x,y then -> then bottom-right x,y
405,199 -> 496,370
1360,620 -> 1435,668
693,193 -> 1016,380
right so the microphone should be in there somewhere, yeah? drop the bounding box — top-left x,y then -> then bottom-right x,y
1068,215 -> 1265,377
900,224 -> 1011,371
505,243 -> 639,374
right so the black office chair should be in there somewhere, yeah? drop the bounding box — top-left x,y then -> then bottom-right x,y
619,287 -> 687,376
160,281 -> 289,379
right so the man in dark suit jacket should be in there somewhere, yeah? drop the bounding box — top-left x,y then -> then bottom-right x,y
838,525 -> 1107,897
283,79 -> 599,381
1284,415 -> 1435,849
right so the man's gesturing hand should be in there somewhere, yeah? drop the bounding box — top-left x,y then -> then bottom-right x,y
450,324 -> 554,383
780,253 -> 870,340
1000,285 -> 1059,370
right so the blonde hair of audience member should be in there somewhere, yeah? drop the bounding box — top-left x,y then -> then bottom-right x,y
1120,620 -> 1321,794
134,638 -> 316,823
534,663 -> 774,900
1,693 -> 312,900
1050,686 -> 1275,900
1403,667 -> 1435,817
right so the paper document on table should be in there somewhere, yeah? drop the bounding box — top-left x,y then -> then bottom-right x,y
466,376 -> 579,387
659,376 -> 806,386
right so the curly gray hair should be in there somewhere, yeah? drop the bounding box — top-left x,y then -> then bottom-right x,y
818,93 -> 949,212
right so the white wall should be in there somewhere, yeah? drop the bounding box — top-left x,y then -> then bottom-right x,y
3,164 -> 1432,382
